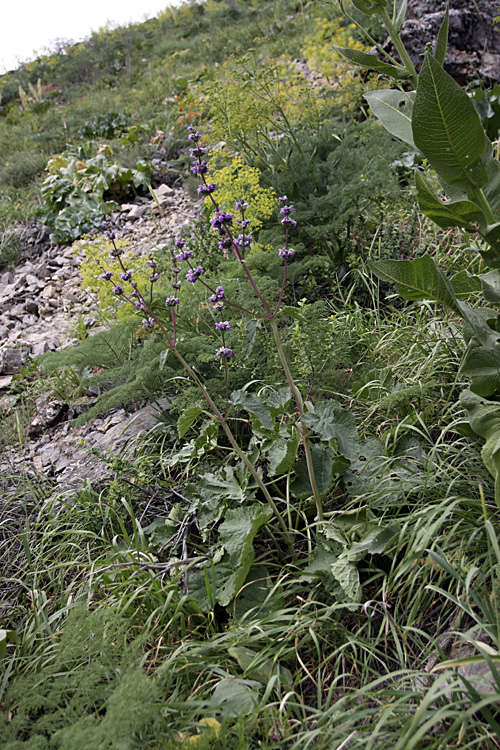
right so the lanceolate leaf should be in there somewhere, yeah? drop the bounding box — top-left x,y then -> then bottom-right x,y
335,48 -> 409,80
450,270 -> 482,298
412,53 -> 487,188
396,0 -> 408,32
459,345 -> 500,397
433,4 -> 449,67
364,89 -> 415,147
369,255 -> 459,311
414,171 -> 482,231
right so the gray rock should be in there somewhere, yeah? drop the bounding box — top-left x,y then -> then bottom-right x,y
0,348 -> 27,375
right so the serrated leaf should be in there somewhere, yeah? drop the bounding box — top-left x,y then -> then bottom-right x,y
369,255 -> 459,311
330,556 -> 361,602
231,389 -> 274,430
346,524 -> 399,562
217,505 -> 273,606
266,436 -> 300,476
290,443 -> 335,499
335,47 -> 409,79
415,171 -> 483,231
177,405 -> 203,438
412,52 -> 487,188
364,89 -> 415,147
301,401 -> 359,458
433,4 -> 449,67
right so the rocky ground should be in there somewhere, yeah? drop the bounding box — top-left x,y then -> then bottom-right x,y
0,184 -> 201,498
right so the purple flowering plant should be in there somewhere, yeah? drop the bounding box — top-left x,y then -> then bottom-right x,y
95,130 -> 324,541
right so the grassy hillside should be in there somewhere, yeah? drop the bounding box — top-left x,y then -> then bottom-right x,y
2,1 -> 500,747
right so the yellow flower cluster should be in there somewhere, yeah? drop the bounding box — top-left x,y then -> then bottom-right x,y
207,156 -> 276,233
301,17 -> 381,112
76,235 -> 152,321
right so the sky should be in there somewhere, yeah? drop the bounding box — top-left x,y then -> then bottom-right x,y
0,0 -> 184,74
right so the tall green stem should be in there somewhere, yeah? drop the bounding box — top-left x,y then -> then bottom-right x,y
380,8 -> 419,88
268,318 -> 324,521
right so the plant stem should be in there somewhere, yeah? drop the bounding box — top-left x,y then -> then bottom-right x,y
268,317 -> 323,521
380,8 -> 419,87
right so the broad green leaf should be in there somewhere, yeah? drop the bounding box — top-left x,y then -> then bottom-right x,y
482,140 -> 500,220
335,47 -> 409,79
266,435 -> 300,476
209,678 -> 262,717
364,89 -> 415,147
330,556 -> 361,602
412,53 -> 487,187
480,270 -> 500,304
177,405 -> 203,438
230,389 -> 274,430
352,0 -> 387,14
346,524 -> 399,562
369,255 -> 459,311
264,387 -> 292,415
450,270 -> 482,298
279,306 -> 305,322
415,171 -> 483,231
459,345 -> 500,397
457,300 -> 500,348
291,443 -> 335,499
433,4 -> 449,67
460,389 -> 500,496
395,0 -> 408,31
217,505 -> 273,606
302,401 -> 359,458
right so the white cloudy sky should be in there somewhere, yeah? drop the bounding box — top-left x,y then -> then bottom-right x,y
0,0 -> 184,74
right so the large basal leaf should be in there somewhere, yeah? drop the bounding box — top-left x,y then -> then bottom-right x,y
415,171 -> 483,231
217,505 -> 273,607
291,443 -> 338,499
209,678 -> 262,717
228,646 -> 293,688
412,52 -> 487,188
330,556 -> 361,602
459,345 -> 500,397
460,390 -> 500,502
266,435 -> 300,476
364,89 -> 415,147
369,255 -> 459,311
230,389 -> 274,430
301,400 -> 359,458
335,47 -> 409,80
